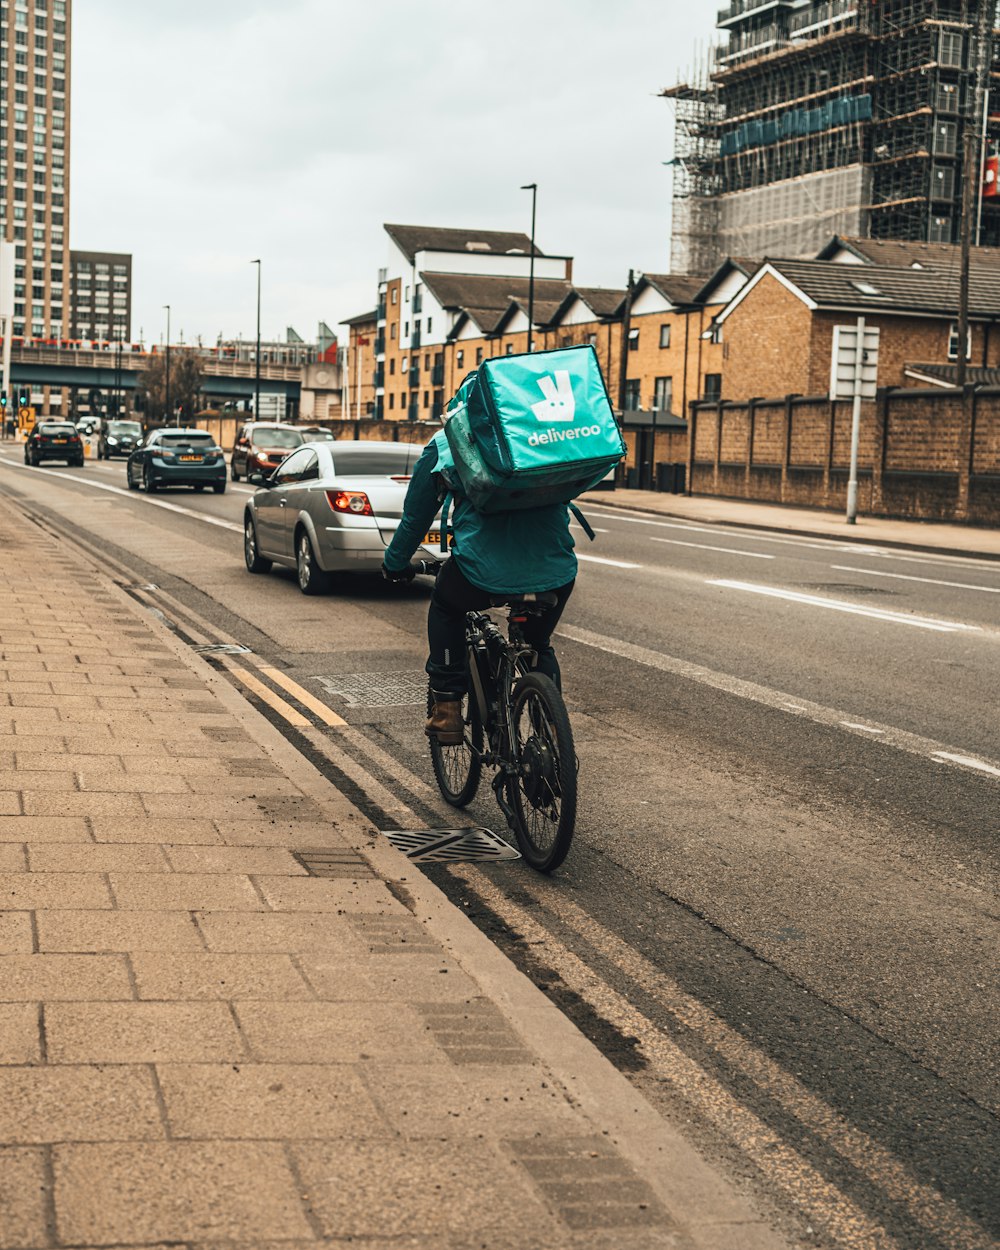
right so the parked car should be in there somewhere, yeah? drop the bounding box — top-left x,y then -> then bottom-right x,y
296,425 -> 335,441
126,427 -> 227,494
230,422 -> 303,481
243,439 -> 441,594
24,421 -> 84,467
99,419 -> 143,459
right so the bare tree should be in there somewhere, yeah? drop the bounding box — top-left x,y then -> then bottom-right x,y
136,349 -> 204,425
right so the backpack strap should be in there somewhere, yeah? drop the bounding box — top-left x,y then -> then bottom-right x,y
439,491 -> 452,554
569,503 -> 596,542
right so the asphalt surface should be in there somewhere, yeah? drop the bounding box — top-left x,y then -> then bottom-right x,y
1,447 -> 997,1250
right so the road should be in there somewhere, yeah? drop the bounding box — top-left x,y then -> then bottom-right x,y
1,448 -> 997,1250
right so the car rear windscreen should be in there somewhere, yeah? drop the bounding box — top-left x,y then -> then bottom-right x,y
108,422 -> 141,435
158,432 -> 216,447
330,445 -> 421,476
40,424 -> 76,434
252,428 -> 302,449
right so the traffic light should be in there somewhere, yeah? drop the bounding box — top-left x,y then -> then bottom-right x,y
17,388 -> 28,407
0,395 -> 7,409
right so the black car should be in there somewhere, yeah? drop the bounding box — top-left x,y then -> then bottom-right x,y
99,419 -> 143,459
24,421 -> 84,467
126,427 -> 227,494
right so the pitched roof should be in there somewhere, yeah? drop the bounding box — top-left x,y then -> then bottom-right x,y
638,273 -> 707,306
904,361 -> 1000,388
691,257 -> 760,305
572,286 -> 628,317
420,271 -> 573,317
818,235 -> 1000,273
385,223 -> 541,263
339,309 -> 377,327
721,257 -> 1000,320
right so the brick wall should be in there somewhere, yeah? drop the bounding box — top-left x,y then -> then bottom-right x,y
690,387 -> 1000,524
722,276 -> 814,402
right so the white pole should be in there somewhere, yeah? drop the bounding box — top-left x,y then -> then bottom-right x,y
342,348 -> 351,422
846,315 -> 865,525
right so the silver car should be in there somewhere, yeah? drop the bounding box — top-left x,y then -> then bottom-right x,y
242,439 -> 445,594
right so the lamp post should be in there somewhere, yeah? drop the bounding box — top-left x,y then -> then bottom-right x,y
163,304 -> 172,425
251,259 -> 261,419
520,183 -> 537,352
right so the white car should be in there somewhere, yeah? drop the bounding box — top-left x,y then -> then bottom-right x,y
242,439 -> 445,594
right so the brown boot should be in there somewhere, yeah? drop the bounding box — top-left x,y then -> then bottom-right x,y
426,697 -> 464,746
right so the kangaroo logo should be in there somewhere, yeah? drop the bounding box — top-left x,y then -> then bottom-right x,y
531,371 -> 576,424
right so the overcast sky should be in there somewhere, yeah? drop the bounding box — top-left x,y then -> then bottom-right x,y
71,1 -> 717,347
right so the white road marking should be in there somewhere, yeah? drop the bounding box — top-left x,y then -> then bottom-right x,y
558,623 -> 1000,780
0,456 -> 243,533
707,579 -> 981,634
650,536 -> 774,559
932,752 -> 1000,778
585,509 -> 890,555
831,564 -> 1000,594
571,522 -> 609,533
576,553 -> 642,569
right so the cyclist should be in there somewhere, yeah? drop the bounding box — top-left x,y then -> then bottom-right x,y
382,423 -> 576,746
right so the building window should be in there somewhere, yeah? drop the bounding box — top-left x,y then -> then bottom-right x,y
424,391 -> 429,408
391,287 -> 397,305
937,81 -> 960,114
659,324 -> 671,349
456,349 -> 464,368
505,343 -> 514,355
476,347 -> 484,364
931,165 -> 955,202
389,359 -> 395,376
401,357 -> 408,372
933,121 -> 957,157
653,376 -> 673,414
947,323 -> 971,361
426,317 -> 432,332
624,379 -> 641,410
389,393 -> 395,410
703,373 -> 722,401
586,332 -> 597,346
628,328 -> 639,351
390,323 -> 396,340
939,31 -> 964,68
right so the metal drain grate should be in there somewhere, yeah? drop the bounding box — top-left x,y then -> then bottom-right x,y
312,671 -> 427,707
193,642 -> 253,655
382,827 -> 520,863
293,847 -> 376,879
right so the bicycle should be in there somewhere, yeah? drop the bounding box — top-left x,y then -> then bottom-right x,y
411,561 -> 577,873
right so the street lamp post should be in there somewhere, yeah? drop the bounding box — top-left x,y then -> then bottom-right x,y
520,183 -> 537,353
163,305 -> 172,425
251,260 -> 261,419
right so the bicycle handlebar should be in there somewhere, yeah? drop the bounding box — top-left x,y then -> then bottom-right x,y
408,559 -> 442,578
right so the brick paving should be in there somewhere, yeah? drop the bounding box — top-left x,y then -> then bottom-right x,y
0,495 -> 780,1250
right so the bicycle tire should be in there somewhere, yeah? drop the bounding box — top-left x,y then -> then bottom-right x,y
507,672 -> 577,872
428,684 -> 483,807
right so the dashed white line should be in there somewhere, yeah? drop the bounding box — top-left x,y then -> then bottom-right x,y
650,536 -> 774,559
558,623 -> 1000,781
831,564 -> 1000,595
576,553 -> 642,569
707,579 -> 981,634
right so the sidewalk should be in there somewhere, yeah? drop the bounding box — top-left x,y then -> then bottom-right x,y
580,489 -> 1000,561
0,494 -> 781,1250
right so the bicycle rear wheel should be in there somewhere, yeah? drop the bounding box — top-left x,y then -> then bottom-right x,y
507,672 -> 577,872
428,685 -> 483,807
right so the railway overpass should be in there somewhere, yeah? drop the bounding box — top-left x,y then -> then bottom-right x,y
6,344 -> 303,409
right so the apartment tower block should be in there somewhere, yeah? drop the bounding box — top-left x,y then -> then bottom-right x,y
0,0 -> 70,339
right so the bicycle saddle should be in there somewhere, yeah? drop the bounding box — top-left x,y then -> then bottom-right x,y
490,591 -> 559,610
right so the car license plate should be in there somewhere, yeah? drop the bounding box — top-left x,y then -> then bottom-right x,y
53,438 -> 67,444
179,454 -> 202,462
423,530 -> 441,544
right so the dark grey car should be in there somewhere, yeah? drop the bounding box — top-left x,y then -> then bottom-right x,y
243,439 -> 443,594
99,419 -> 143,459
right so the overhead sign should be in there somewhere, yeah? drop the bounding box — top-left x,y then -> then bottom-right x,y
830,323 -> 880,401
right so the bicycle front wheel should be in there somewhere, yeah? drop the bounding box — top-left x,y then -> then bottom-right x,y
428,685 -> 483,807
507,673 -> 577,872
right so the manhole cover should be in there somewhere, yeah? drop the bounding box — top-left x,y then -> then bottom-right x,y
293,848 -> 376,879
193,643 -> 253,655
313,671 -> 427,707
382,827 -> 521,863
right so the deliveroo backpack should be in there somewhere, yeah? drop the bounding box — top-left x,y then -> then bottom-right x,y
443,344 -> 625,514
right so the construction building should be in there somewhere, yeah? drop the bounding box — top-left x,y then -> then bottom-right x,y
664,0 -> 1000,273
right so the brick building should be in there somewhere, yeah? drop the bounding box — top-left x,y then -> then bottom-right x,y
711,255 -> 1000,402
339,309 -> 377,418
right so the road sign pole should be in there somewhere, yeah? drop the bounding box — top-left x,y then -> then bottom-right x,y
846,315 -> 865,525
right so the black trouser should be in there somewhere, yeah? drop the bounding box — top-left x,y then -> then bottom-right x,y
427,558 -> 574,699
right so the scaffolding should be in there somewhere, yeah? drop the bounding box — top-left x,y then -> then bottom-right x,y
664,0 -> 1000,268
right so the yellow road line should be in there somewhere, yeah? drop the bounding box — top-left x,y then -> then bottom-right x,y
223,663 -> 310,728
255,664 -> 347,727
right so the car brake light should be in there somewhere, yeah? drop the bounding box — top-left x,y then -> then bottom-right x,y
390,475 -> 412,483
326,490 -> 373,516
